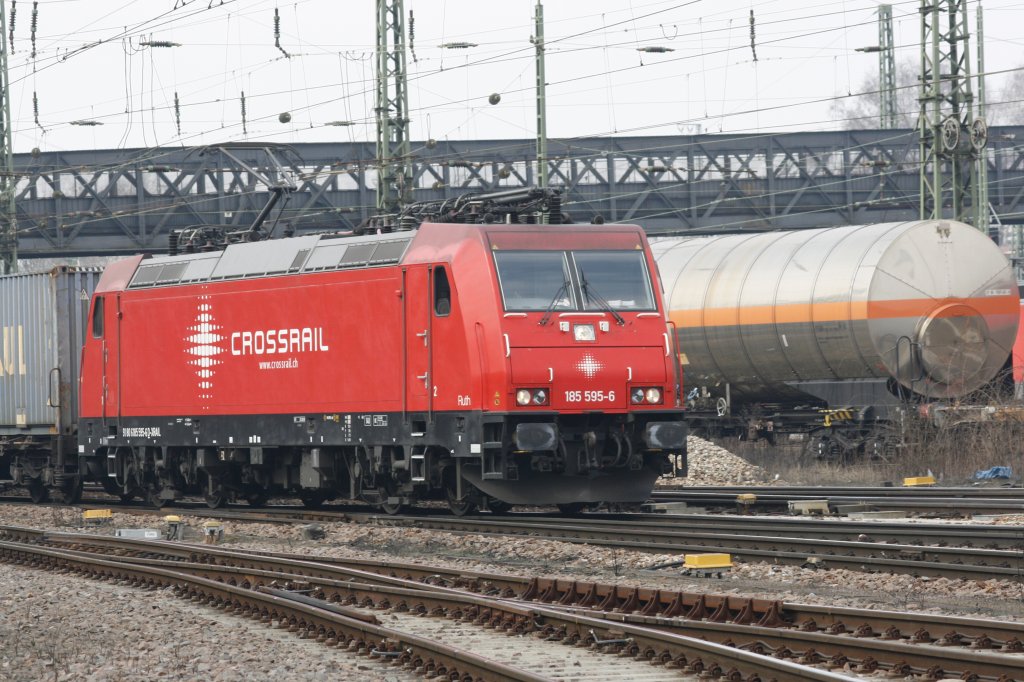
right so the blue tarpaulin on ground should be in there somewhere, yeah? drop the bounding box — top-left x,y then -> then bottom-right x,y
975,466 -> 1013,479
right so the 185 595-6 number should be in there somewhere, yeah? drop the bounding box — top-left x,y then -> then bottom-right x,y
564,390 -> 616,403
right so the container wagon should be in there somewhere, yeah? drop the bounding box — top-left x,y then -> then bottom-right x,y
0,267 -> 99,502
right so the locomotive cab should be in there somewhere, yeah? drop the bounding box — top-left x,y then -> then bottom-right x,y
437,224 -> 686,508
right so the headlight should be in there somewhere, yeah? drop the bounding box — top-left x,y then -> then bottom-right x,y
573,324 -> 596,342
516,388 -> 549,406
630,387 -> 664,405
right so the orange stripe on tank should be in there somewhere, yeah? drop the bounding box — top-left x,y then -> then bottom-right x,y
670,295 -> 1019,328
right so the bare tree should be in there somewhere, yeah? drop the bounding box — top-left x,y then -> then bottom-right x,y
834,61 -> 1024,129
986,68 -> 1024,125
831,59 -> 919,129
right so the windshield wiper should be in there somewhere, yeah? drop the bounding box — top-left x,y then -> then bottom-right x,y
580,272 -> 625,326
538,280 -> 571,326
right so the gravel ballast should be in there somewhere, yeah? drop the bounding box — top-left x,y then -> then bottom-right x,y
658,435 -> 778,486
0,561 -> 411,682
4,435 -> 1024,681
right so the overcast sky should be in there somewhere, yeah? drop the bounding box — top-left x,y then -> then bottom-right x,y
5,0 -> 1022,154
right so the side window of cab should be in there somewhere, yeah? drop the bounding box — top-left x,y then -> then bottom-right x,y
91,296 -> 104,338
434,267 -> 451,317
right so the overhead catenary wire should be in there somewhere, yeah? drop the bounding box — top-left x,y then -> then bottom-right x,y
4,0 -> 1019,175
0,0 -> 948,151
25,7 -> 888,148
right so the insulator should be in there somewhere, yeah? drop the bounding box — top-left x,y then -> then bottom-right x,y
547,195 -> 562,224
240,91 -> 247,134
30,1 -> 37,60
749,9 -> 757,62
408,10 -> 417,63
399,216 -> 417,231
174,91 -> 181,135
168,231 -> 179,256
9,1 -> 16,52
273,7 -> 289,58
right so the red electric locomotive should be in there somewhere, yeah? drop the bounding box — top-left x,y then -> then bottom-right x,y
78,190 -> 686,513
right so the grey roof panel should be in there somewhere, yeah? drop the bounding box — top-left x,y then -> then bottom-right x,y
211,235 -> 321,279
128,232 -> 413,288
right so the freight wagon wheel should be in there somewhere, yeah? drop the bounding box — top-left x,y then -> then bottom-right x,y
485,498 -> 512,515
28,482 -> 49,504
54,479 -> 83,505
378,498 -> 406,516
204,491 -> 227,509
299,491 -> 327,509
245,493 -> 269,508
147,489 -> 170,509
446,486 -> 477,517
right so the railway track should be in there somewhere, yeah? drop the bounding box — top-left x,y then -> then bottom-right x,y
7,495 -> 1020,580
3,525 -> 1024,680
652,486 -> 1024,516
84,502 -> 1024,581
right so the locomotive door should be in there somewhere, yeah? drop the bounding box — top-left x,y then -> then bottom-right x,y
87,293 -> 121,428
102,294 -> 123,427
404,267 -> 433,413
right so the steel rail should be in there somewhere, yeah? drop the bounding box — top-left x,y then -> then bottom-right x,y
0,539 -> 547,682
657,486 -> 1024,498
651,488 -> 1024,516
26,498 -> 1024,579
338,513 -> 1024,580
21,528 -> 1024,656
66,497 -> 1024,550
0,535 -> 853,681
574,513 -> 1024,549
127,552 -> 1024,677
66,497 -> 1024,548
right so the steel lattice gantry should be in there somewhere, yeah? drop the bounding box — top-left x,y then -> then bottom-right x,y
9,127 -> 1024,258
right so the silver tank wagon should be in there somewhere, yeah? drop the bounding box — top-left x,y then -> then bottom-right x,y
650,220 -> 1019,404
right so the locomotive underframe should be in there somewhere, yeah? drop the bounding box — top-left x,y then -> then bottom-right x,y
79,409 -> 685,509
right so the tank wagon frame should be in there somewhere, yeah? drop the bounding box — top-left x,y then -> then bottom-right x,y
652,220 -> 1020,461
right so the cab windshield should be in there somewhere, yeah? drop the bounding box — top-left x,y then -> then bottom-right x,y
493,250 -> 655,312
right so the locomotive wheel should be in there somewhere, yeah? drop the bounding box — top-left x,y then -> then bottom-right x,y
28,482 -> 49,504
556,502 -> 586,515
119,493 -> 136,504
